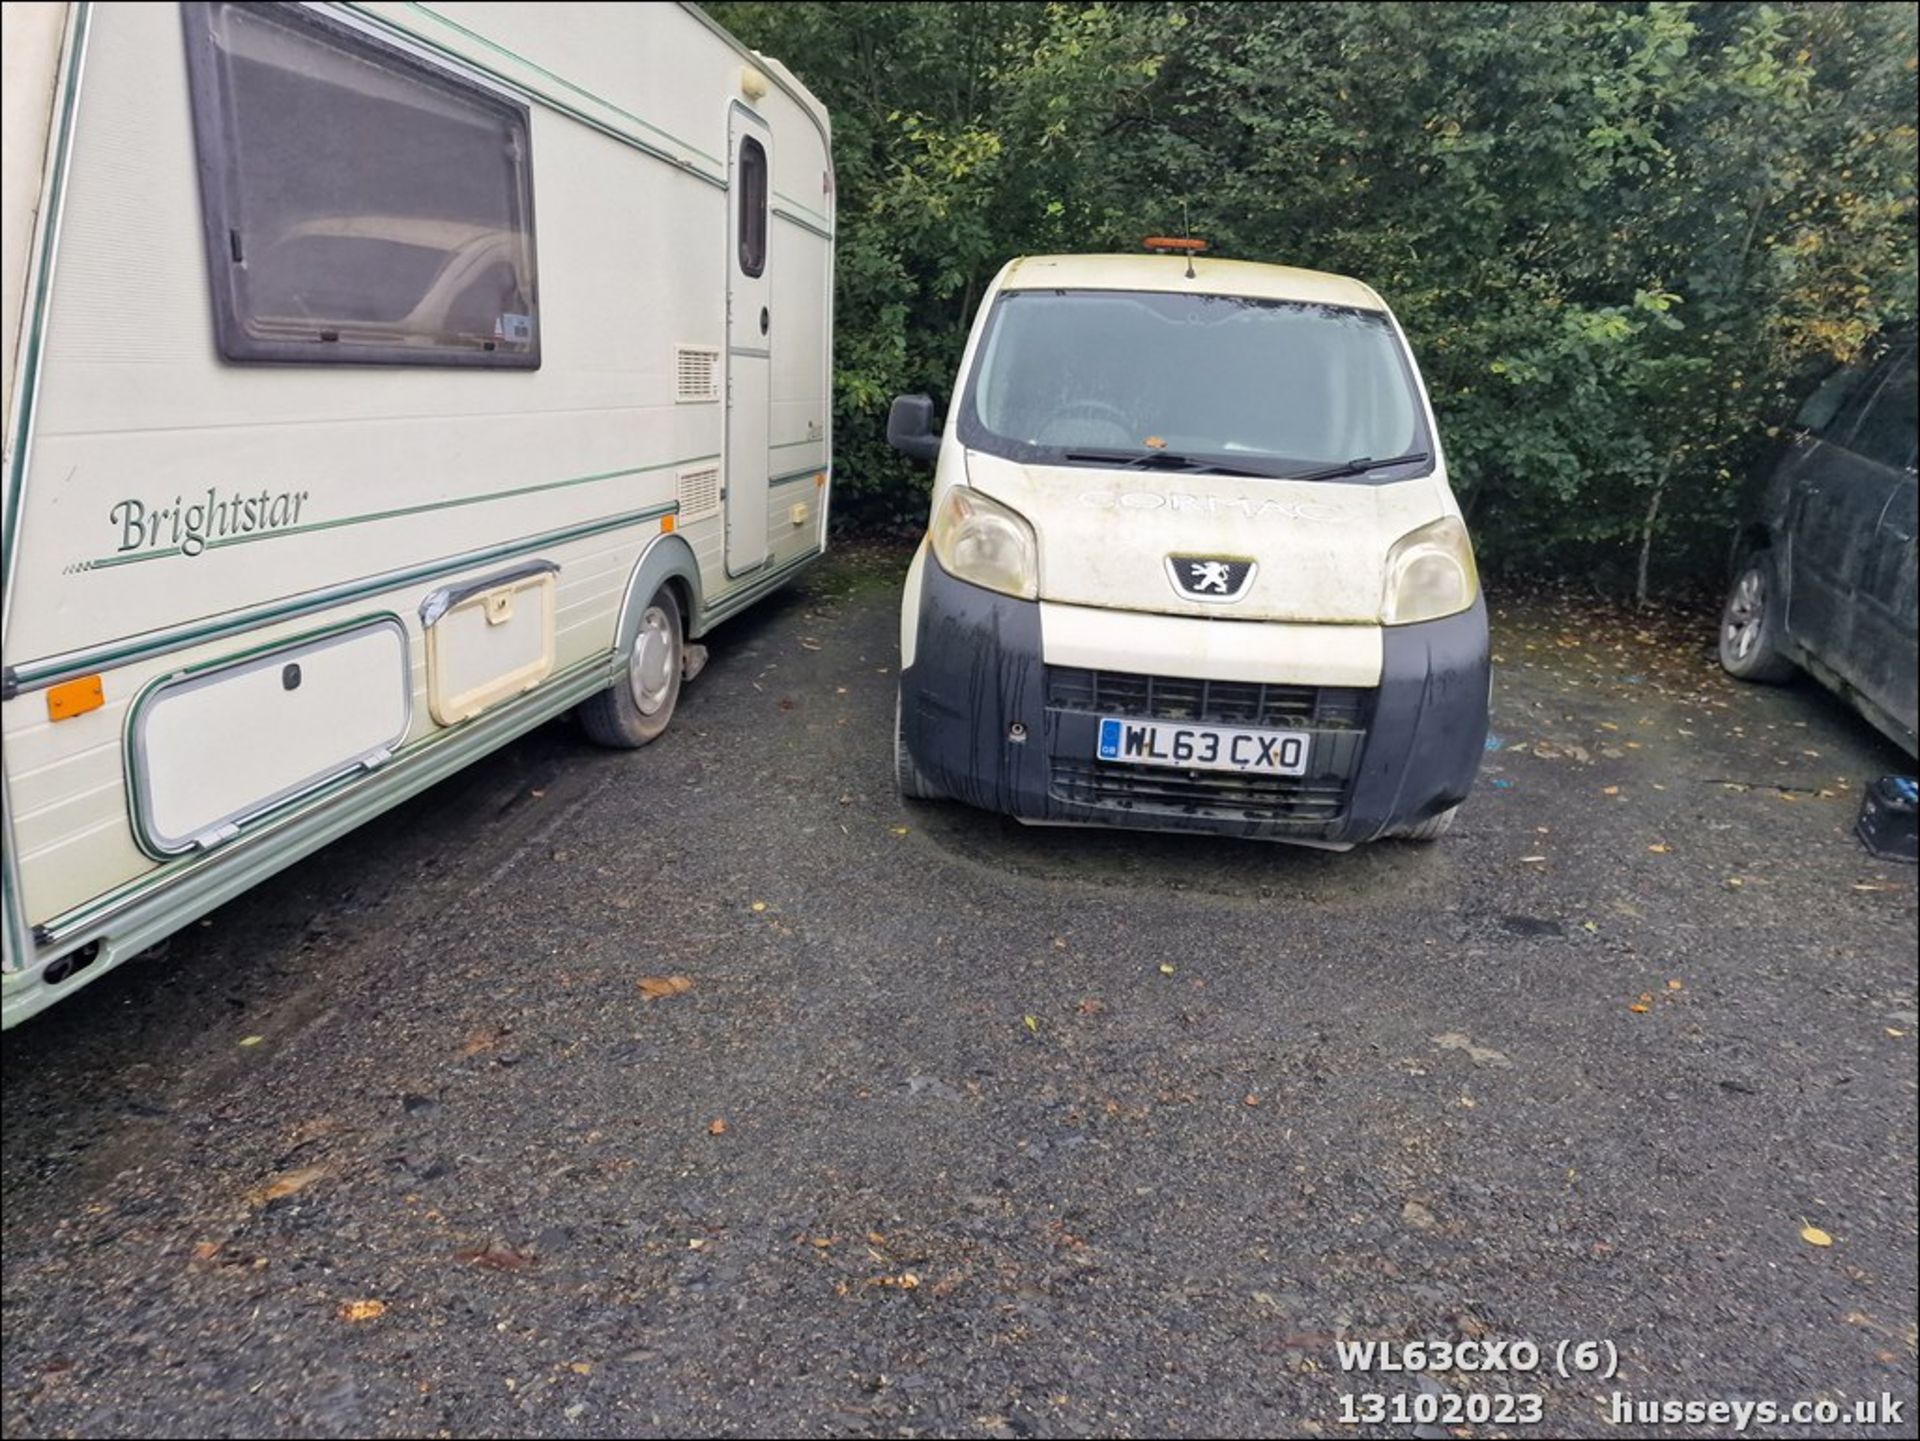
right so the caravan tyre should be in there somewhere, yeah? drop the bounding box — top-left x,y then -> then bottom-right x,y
580,588 -> 684,749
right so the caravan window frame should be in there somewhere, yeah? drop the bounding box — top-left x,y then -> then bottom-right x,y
181,0 -> 541,369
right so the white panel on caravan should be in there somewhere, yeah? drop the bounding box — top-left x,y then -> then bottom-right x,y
130,618 -> 412,854
422,564 -> 559,726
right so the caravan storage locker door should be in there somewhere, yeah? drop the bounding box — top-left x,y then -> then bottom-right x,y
725,104 -> 773,576
422,563 -> 558,726
130,619 -> 411,856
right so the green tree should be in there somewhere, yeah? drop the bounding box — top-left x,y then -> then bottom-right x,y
710,1 -> 1918,591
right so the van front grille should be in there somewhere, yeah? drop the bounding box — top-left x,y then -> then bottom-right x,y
1049,757 -> 1352,823
1044,665 -> 1370,824
1045,667 -> 1369,730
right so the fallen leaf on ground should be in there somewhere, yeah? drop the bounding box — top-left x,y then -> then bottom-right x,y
238,1035 -> 264,1048
191,1241 -> 222,1262
461,1026 -> 508,1057
1648,842 -> 1672,854
750,901 -> 767,912
247,1166 -> 328,1206
1022,1015 -> 1038,1033
637,975 -> 693,1000
338,1299 -> 387,1322
1667,979 -> 1683,990
1800,1225 -> 1834,1248
867,1231 -> 887,1245
707,1118 -> 728,1135
1158,963 -> 1177,976
1077,998 -> 1106,1015
1628,995 -> 1653,1014
1520,855 -> 1548,864
866,1272 -> 920,1289
1244,1094 -> 1260,1107
282,1116 -> 349,1153
569,1362 -> 592,1375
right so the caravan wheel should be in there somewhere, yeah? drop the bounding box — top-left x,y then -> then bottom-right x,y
580,588 -> 684,749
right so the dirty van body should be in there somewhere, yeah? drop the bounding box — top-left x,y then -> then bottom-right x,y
890,252 -> 1489,849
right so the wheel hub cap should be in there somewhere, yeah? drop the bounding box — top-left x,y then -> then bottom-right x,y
1724,570 -> 1764,660
629,606 -> 676,715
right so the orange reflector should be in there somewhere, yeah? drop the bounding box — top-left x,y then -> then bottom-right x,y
47,675 -> 104,721
661,514 -> 676,534
1143,235 -> 1208,253
815,471 -> 827,488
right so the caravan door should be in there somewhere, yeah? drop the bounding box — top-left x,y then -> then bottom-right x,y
725,105 -> 773,575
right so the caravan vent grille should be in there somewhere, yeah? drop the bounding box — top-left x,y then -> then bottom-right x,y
677,465 -> 721,521
675,345 -> 721,403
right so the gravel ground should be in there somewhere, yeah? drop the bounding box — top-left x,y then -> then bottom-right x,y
2,545 -> 1914,1439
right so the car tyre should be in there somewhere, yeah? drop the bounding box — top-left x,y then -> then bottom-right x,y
1395,805 -> 1458,842
1718,552 -> 1797,684
894,691 -> 944,800
579,587 -> 684,748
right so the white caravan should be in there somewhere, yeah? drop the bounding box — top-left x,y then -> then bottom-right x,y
0,1 -> 834,1026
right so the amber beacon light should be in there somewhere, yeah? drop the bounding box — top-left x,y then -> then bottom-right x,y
1142,236 -> 1208,253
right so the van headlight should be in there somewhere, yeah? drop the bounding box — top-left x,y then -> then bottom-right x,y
1381,516 -> 1479,624
929,485 -> 1038,599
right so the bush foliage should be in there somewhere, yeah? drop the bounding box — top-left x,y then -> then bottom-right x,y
711,1 -> 1918,590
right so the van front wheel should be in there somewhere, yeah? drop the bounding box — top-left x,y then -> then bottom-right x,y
1395,805 -> 1458,842
894,692 -> 944,800
580,588 -> 684,749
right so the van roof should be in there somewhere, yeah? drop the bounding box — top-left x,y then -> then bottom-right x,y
997,253 -> 1387,311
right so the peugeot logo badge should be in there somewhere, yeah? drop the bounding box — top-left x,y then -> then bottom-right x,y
1166,555 -> 1256,603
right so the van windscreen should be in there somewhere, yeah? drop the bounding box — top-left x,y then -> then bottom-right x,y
959,290 -> 1428,478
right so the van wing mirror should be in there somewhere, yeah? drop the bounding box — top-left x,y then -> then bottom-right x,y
887,394 -> 942,463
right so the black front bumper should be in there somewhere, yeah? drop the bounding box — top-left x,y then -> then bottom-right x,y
898,557 -> 1490,845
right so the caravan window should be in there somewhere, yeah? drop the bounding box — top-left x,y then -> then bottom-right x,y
182,2 -> 539,367
738,137 -> 768,278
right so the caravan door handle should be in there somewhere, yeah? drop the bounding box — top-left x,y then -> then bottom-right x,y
759,306 -> 770,336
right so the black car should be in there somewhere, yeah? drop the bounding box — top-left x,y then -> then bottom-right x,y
1720,333 -> 1918,756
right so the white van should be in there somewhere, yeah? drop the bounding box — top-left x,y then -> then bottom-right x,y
0,1 -> 834,1026
888,247 -> 1487,849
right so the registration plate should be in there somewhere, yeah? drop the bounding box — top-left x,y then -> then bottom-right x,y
1096,716 -> 1310,776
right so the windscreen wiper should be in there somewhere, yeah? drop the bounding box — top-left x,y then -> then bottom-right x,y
1284,451 -> 1431,483
1060,448 -> 1274,479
